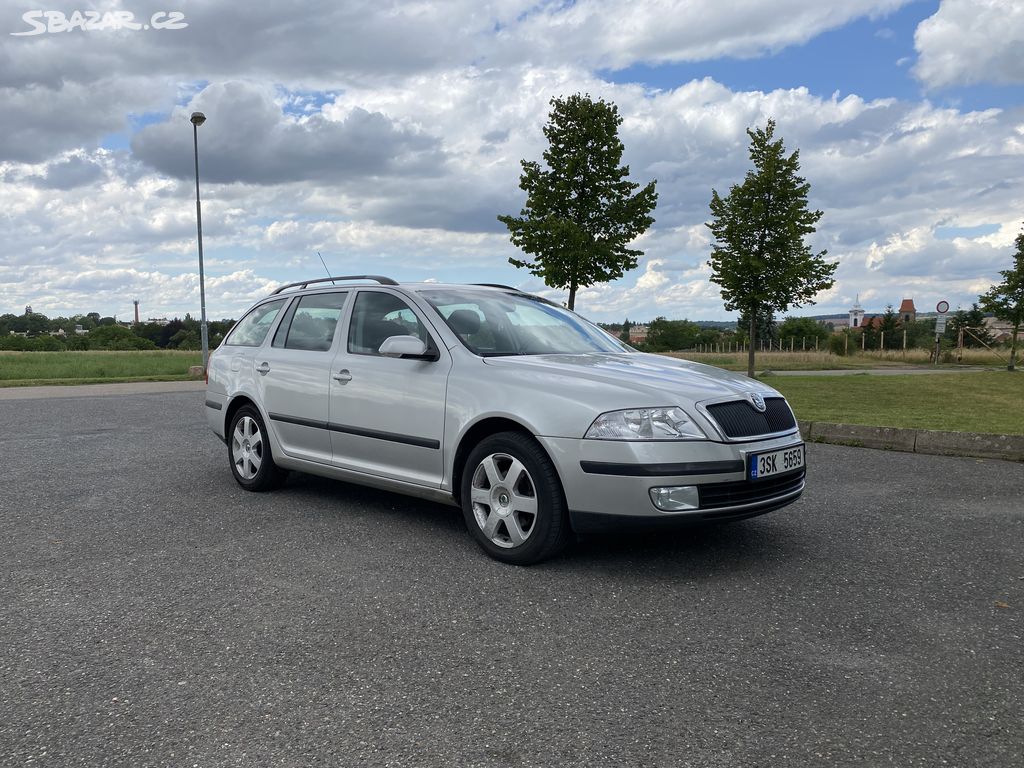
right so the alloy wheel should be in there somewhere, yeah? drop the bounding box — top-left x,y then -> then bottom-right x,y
470,452 -> 538,548
231,415 -> 263,480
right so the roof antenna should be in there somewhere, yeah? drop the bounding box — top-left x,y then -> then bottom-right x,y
316,251 -> 336,285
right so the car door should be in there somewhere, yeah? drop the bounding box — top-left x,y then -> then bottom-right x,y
328,289 -> 451,487
254,291 -> 349,465
219,296 -> 291,395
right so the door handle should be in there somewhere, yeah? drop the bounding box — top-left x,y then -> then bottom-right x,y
255,361 -> 271,375
333,369 -> 352,383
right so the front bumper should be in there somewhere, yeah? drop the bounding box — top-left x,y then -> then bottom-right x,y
537,432 -> 805,532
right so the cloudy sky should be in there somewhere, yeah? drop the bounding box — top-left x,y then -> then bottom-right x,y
1,0 -> 1022,322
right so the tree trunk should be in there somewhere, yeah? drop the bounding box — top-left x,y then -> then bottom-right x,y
748,315 -> 756,378
567,282 -> 577,311
1010,323 -> 1019,372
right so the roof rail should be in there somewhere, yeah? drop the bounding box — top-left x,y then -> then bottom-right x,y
472,283 -> 520,291
272,275 -> 398,294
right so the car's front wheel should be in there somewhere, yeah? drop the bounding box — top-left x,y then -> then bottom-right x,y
461,432 -> 570,565
228,404 -> 287,491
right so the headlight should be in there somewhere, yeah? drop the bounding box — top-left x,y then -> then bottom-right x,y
584,407 -> 706,441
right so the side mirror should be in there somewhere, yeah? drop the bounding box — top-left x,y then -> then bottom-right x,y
378,334 -> 429,358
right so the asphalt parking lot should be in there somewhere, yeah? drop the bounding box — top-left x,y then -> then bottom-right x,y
1,390 -> 1021,767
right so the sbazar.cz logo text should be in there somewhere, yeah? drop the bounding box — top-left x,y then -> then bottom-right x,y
12,10 -> 188,35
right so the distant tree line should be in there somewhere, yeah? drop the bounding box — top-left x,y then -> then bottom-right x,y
0,310 -> 235,352
602,305 -> 1007,356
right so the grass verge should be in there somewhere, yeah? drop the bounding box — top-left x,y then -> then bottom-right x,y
667,349 -> 1006,371
0,351 -> 202,387
768,371 -> 1024,435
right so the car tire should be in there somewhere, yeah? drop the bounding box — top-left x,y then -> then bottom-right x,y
228,404 -> 287,492
460,431 -> 570,565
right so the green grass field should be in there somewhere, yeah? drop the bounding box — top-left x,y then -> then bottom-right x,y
0,350 -> 202,387
769,371 -> 1024,434
2,350 -> 1020,435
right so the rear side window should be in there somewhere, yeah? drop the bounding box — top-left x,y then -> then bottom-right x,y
272,292 -> 348,352
224,299 -> 288,347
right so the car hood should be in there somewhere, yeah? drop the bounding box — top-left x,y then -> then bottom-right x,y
481,352 -> 778,405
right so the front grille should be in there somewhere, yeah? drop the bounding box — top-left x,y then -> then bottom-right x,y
705,397 -> 796,438
699,470 -> 805,510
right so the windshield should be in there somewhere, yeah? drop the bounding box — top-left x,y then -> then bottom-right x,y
421,289 -> 632,356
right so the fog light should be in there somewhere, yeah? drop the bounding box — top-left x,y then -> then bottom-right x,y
649,486 -> 699,512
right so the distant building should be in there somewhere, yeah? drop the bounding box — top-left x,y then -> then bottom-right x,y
898,298 -> 917,324
146,317 -> 171,326
860,315 -> 884,330
24,305 -> 32,316
984,317 -> 1024,343
848,296 -> 865,329
628,324 -> 649,344
836,295 -> 917,334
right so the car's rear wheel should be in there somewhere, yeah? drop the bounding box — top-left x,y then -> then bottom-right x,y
228,405 -> 287,491
461,432 -> 570,565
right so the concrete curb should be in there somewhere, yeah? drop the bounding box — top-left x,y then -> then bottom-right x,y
798,420 -> 1024,462
0,380 -> 206,401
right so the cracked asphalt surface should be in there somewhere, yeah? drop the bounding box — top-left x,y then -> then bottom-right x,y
1,389 -> 1021,767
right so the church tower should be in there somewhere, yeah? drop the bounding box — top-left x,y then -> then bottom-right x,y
849,295 -> 865,329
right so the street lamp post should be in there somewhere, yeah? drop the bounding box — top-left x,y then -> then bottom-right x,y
191,111 -> 210,372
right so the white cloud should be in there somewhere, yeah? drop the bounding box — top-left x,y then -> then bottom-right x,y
132,81 -> 446,185
503,0 -> 911,70
914,0 -> 1024,88
1,1 -> 1022,323
5,65 -> 1024,321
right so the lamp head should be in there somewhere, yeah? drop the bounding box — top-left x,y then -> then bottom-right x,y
190,112 -> 207,126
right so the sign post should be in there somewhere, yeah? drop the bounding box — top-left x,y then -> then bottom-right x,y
934,300 -> 950,365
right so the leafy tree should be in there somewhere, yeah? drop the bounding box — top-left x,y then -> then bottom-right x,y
980,230 -> 1024,370
903,318 -> 936,350
872,305 -> 901,349
707,119 -> 836,376
947,303 -> 993,348
88,324 -> 157,350
20,312 -> 51,335
133,322 -> 166,347
74,313 -> 97,331
829,329 -> 855,356
33,334 -> 63,351
64,334 -> 90,351
778,316 -> 830,347
498,93 -> 658,310
880,305 -> 900,334
695,328 -> 725,347
209,319 -> 236,338
168,329 -> 201,350
159,319 -> 185,348
860,320 -> 880,351
50,316 -> 72,334
645,317 -> 702,352
735,309 -> 776,347
619,318 -> 632,344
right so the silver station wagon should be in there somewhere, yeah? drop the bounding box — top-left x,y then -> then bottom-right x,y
205,276 -> 805,564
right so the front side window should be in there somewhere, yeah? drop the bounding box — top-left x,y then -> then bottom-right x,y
224,299 -> 287,347
272,292 -> 348,352
348,292 -> 429,355
421,289 -> 630,356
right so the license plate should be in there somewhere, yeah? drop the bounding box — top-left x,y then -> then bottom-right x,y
748,444 -> 804,480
